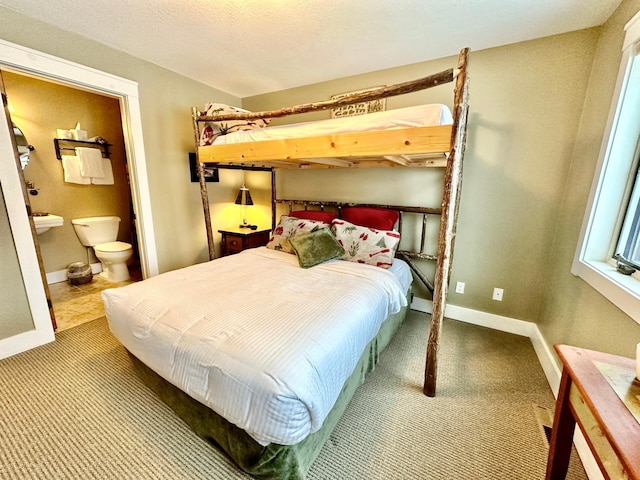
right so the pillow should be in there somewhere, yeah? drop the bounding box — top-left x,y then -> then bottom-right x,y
341,207 -> 399,230
199,103 -> 270,145
289,210 -> 337,224
289,229 -> 345,268
266,215 -> 328,254
332,219 -> 400,269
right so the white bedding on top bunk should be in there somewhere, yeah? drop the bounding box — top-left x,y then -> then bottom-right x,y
102,247 -> 411,446
211,103 -> 453,145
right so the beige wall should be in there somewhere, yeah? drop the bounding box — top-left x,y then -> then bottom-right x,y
245,3 -> 640,359
538,0 -> 640,358
244,29 -> 600,323
0,6 -> 241,275
4,71 -> 132,272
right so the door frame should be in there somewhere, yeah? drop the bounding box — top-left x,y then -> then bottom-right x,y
0,39 -> 159,358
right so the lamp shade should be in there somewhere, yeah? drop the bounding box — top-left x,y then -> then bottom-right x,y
235,184 -> 256,229
234,185 -> 253,206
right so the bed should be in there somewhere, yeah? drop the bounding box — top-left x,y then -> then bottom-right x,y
104,47 -> 469,479
195,100 -> 454,169
104,241 -> 412,479
207,103 -> 452,144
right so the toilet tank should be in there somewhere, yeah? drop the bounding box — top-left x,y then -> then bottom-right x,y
71,216 -> 121,246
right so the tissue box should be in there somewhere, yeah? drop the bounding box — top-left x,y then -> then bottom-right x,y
71,129 -> 88,141
56,129 -> 73,139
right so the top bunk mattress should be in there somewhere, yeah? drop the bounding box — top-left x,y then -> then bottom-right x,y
205,103 -> 453,146
102,247 -> 411,447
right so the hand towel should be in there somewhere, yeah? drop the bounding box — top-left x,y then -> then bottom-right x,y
76,147 -> 105,178
91,158 -> 115,185
61,155 -> 91,184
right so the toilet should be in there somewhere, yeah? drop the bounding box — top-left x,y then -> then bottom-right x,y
71,216 -> 133,282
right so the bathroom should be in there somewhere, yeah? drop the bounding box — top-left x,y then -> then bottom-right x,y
4,70 -> 140,331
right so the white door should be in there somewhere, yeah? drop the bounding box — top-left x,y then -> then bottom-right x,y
0,74 -> 54,359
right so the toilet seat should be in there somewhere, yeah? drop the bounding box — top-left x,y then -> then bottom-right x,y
95,241 -> 132,253
93,241 -> 133,282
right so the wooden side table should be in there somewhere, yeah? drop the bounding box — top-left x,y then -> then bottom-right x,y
218,228 -> 271,256
546,344 -> 640,480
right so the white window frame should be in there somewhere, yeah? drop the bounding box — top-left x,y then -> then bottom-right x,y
573,11 -> 640,325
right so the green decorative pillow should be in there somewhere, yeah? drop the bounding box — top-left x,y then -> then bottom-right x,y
289,228 -> 345,268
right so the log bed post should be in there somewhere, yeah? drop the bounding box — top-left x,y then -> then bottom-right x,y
192,107 -> 216,260
424,48 -> 470,397
271,169 -> 277,231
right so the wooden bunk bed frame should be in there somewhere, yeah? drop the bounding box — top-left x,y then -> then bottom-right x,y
191,48 -> 470,397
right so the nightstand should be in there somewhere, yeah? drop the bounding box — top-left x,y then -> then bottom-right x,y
218,228 -> 271,256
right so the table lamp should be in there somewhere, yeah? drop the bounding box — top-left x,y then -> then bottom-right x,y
235,184 -> 257,229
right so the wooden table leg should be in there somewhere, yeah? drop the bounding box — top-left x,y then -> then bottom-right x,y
545,368 -> 577,480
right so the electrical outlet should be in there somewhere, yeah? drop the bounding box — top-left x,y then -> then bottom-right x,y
455,282 -> 465,294
492,288 -> 504,301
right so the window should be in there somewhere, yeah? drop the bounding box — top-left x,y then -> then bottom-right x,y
613,46 -> 640,272
573,11 -> 640,324
616,149 -> 640,269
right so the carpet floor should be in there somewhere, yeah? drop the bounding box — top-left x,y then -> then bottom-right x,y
0,311 -> 587,479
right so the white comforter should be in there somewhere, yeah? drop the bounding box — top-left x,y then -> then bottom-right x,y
103,247 -> 410,446
212,104 -> 453,145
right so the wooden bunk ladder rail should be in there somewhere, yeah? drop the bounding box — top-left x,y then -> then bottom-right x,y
194,69 -> 455,122
424,47 -> 470,397
192,106 -> 216,260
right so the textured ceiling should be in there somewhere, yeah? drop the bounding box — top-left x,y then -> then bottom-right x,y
0,0 -> 623,97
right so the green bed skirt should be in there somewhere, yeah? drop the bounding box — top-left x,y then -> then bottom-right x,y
128,290 -> 411,480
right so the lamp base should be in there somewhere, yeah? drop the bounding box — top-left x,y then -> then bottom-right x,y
239,223 -> 258,230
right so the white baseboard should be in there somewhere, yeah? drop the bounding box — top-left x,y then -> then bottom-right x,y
412,297 -> 535,337
410,298 -> 604,480
45,263 -> 102,285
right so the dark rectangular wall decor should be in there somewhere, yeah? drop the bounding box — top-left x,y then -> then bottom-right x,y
189,152 -> 219,182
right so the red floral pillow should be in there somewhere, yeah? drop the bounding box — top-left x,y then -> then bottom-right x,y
266,215 -> 328,254
198,103 -> 269,145
332,219 -> 401,268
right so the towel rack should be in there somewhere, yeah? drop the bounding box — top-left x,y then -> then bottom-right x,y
54,138 -> 112,160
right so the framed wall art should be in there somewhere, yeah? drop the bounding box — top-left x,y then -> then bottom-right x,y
189,152 -> 219,182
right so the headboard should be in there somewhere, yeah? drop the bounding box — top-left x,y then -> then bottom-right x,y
276,198 -> 440,293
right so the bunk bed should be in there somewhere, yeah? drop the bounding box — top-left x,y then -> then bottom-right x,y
103,48 -> 469,480
193,47 -> 469,397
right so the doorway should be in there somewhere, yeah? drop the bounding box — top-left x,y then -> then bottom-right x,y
3,69 -> 143,331
0,39 -> 158,357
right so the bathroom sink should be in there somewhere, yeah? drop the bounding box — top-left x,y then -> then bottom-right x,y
32,213 -> 64,235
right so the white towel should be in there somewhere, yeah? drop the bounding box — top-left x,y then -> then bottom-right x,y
76,147 -> 105,178
61,155 -> 90,184
91,158 -> 114,185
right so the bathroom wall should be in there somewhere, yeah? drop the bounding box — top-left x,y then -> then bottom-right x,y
3,71 -> 132,276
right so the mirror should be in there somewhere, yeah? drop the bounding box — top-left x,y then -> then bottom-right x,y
13,123 -> 33,170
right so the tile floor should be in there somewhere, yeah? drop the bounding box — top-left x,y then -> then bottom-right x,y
49,265 -> 142,332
